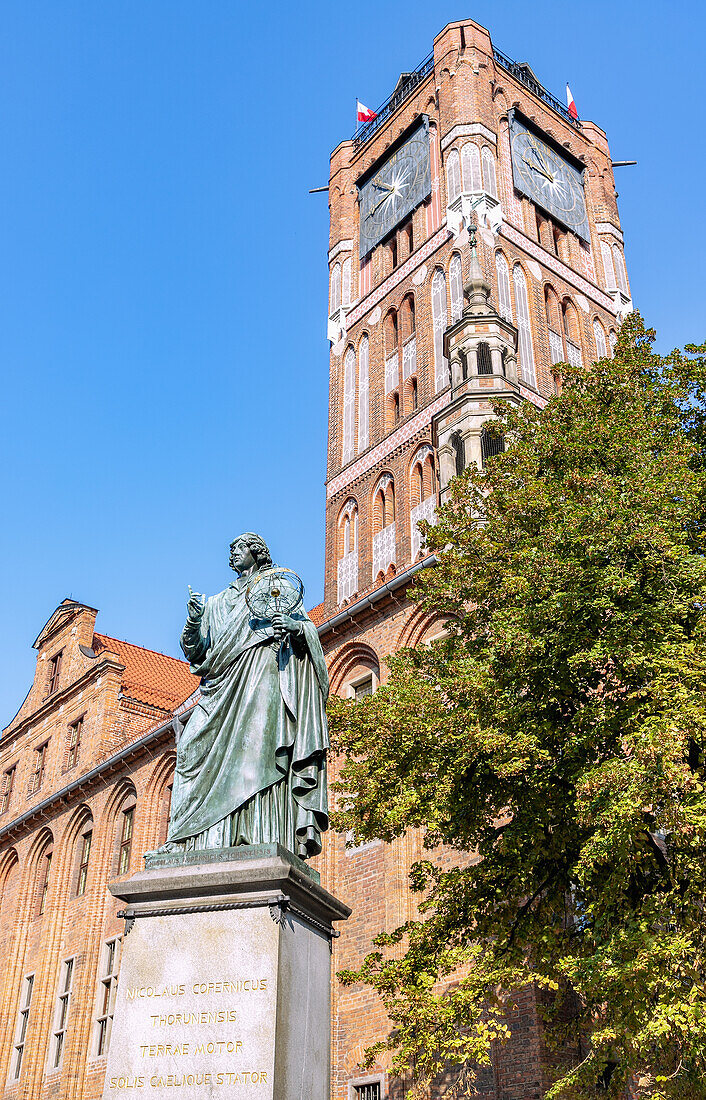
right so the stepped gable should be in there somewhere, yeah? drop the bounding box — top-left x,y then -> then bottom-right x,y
92,633 -> 199,711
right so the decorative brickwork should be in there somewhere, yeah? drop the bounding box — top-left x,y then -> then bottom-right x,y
0,18 -> 632,1100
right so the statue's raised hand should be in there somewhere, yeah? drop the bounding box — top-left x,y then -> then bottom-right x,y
187,585 -> 206,622
272,612 -> 303,640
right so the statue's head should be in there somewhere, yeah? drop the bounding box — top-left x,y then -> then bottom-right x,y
229,532 -> 273,574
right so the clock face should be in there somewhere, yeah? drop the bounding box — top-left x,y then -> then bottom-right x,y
358,118 -> 431,258
509,112 -> 590,242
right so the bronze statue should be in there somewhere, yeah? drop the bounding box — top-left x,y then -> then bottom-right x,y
160,533 -> 329,859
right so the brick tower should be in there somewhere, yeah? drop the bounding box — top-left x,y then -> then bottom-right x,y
315,17 -> 631,1099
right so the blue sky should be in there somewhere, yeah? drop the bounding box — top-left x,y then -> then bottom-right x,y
1,1 -> 703,721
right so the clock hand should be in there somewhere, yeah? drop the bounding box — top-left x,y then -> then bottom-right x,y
522,156 -> 553,182
372,182 -> 394,192
367,192 -> 394,218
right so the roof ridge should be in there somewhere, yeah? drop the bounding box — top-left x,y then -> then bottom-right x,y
92,632 -> 190,666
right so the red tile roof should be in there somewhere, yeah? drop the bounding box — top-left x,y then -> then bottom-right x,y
92,634 -> 200,711
307,602 -> 325,626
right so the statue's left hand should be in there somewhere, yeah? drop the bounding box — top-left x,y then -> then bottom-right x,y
272,613 -> 303,640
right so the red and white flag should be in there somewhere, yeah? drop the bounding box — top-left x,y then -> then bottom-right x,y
566,84 -> 578,120
356,100 -> 377,123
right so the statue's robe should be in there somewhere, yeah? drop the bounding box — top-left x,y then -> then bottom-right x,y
167,571 -> 329,858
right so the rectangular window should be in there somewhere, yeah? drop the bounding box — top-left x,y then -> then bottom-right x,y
66,717 -> 83,770
52,958 -> 74,1069
96,937 -> 121,1056
77,831 -> 92,896
38,850 -> 52,916
47,651 -> 63,695
0,764 -> 16,814
29,741 -> 49,795
13,974 -> 34,1078
118,807 -> 134,875
354,677 -> 374,702
353,1083 -> 382,1100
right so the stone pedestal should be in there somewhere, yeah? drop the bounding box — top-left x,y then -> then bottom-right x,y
102,844 -> 350,1100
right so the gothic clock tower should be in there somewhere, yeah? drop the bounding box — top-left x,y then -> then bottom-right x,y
314,18 -> 632,1100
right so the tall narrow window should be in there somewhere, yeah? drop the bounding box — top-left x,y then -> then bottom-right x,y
52,958 -> 75,1068
477,342 -> 493,375
96,937 -> 121,1056
495,252 -> 512,322
342,346 -> 356,466
513,265 -> 536,387
608,329 -> 618,356
13,974 -> 34,1078
451,432 -> 466,477
77,830 -> 92,896
449,253 -> 463,323
403,219 -> 414,256
481,147 -> 498,198
357,336 -> 369,453
1,764 -> 16,814
612,244 -> 629,295
601,241 -> 616,290
38,848 -> 52,915
445,148 -> 461,204
593,318 -> 607,360
481,425 -> 505,466
329,263 -> 341,314
461,142 -> 482,192
118,807 -> 134,875
389,236 -> 398,270
431,268 -> 448,392
47,651 -> 63,695
66,716 -> 83,770
30,741 -> 49,794
341,256 -> 351,306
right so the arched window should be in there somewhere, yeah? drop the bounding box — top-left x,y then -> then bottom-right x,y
410,446 -> 436,558
117,801 -> 135,875
495,252 -> 512,322
461,142 -> 482,192
449,253 -> 463,323
330,262 -> 341,314
481,424 -> 505,466
481,147 -> 497,198
75,818 -> 93,897
545,285 -> 563,365
372,476 -> 396,578
400,294 -> 415,341
608,329 -> 618,357
593,318 -> 607,360
513,265 -> 536,387
451,432 -> 465,476
601,241 -> 616,290
403,219 -> 414,257
446,148 -> 461,204
357,335 -> 369,452
384,308 -> 398,352
337,501 -> 359,603
612,244 -> 629,295
341,256 -> 351,306
342,345 -> 356,465
37,840 -> 53,917
431,268 -> 448,392
477,342 -> 493,375
562,298 -> 583,367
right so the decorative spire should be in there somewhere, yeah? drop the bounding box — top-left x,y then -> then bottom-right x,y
464,210 -> 491,316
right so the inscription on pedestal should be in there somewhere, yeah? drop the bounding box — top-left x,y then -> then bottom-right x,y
102,908 -> 279,1098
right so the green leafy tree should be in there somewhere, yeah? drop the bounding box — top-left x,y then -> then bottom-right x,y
328,315 -> 706,1099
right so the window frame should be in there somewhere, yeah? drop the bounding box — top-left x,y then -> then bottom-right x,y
47,651 -> 63,696
349,1075 -> 385,1100
50,957 -> 75,1070
12,973 -> 35,1079
0,763 -> 16,814
30,740 -> 50,795
66,715 -> 84,771
37,848 -> 53,917
95,936 -> 122,1057
118,805 -> 135,876
76,829 -> 92,897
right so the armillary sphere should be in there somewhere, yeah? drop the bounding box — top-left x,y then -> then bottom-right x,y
245,567 -> 304,622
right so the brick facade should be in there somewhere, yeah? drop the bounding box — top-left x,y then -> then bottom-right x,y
0,18 -> 631,1100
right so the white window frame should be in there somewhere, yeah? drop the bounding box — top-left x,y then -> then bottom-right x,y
12,973 -> 34,1080
50,956 -> 75,1071
461,142 -> 482,192
445,148 -> 461,205
95,936 -> 122,1058
513,264 -> 536,387
342,346 -> 356,466
357,335 -> 369,453
481,146 -> 498,199
449,253 -> 463,323
330,262 -> 341,314
431,268 -> 448,393
495,251 -> 512,322
345,670 -> 379,700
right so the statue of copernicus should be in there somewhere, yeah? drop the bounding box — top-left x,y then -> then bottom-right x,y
161,533 -> 329,859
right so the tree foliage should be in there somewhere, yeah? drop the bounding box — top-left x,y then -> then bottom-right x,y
328,315 -> 706,1099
